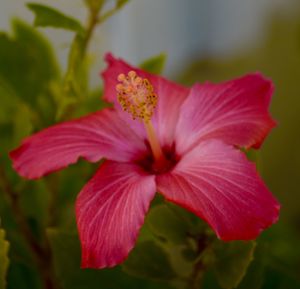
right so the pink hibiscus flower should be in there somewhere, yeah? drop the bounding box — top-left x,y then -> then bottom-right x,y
10,53 -> 280,269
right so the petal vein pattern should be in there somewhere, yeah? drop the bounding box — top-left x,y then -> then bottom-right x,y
102,53 -> 189,147
157,140 -> 280,241
76,161 -> 156,268
175,74 -> 276,154
10,109 -> 146,179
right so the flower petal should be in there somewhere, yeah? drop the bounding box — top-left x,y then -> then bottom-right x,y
10,109 -> 146,179
156,140 -> 280,241
102,53 -> 189,147
175,73 -> 276,154
76,161 -> 156,268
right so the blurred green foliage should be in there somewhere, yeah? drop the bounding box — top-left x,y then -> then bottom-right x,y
0,1 -> 299,289
213,241 -> 256,289
123,240 -> 177,281
179,11 -> 300,289
47,229 -> 173,289
27,3 -> 85,34
140,54 -> 167,75
0,229 -> 9,289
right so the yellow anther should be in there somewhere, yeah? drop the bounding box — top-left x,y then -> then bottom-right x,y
128,71 -> 136,78
116,71 -> 157,122
117,74 -> 126,82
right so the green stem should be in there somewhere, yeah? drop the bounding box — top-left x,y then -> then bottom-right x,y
65,2 -> 103,84
188,258 -> 204,289
60,3 -> 104,120
187,234 -> 212,289
46,174 -> 60,227
82,6 -> 101,55
0,164 -> 60,289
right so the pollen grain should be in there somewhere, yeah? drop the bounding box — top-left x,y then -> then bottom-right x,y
116,71 -> 157,122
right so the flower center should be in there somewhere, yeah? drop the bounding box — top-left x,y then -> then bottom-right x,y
116,71 -> 168,170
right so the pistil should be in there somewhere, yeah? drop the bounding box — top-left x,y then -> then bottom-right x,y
143,120 -> 167,166
116,71 -> 167,166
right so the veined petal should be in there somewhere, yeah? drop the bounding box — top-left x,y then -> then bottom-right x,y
10,109 -> 146,179
156,140 -> 280,241
76,161 -> 156,268
102,53 -> 189,147
175,73 -> 276,154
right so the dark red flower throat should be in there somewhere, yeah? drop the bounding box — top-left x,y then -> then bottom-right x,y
137,142 -> 179,174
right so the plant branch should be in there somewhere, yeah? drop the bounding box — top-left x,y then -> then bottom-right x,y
46,174 -> 61,227
187,234 -> 212,289
60,3 -> 104,120
0,164 -> 60,289
64,2 -> 103,85
82,5 -> 101,56
188,258 -> 205,289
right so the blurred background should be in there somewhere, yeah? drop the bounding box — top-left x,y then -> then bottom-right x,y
2,0 -> 299,79
1,0 -> 300,289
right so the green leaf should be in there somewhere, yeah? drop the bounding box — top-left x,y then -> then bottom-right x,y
56,32 -> 89,119
0,20 -> 59,118
237,243 -> 266,289
122,240 -> 176,281
214,241 -> 256,289
72,87 -> 110,117
0,229 -> 10,289
0,78 -> 16,120
47,229 -> 170,289
63,34 -> 86,92
6,261 -> 42,289
262,266 -> 300,289
146,204 -> 189,244
47,229 -> 102,288
27,3 -> 85,34
12,103 -> 33,145
140,53 -> 167,74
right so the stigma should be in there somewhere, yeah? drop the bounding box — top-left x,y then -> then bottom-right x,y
116,71 -> 168,169
116,71 -> 157,122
